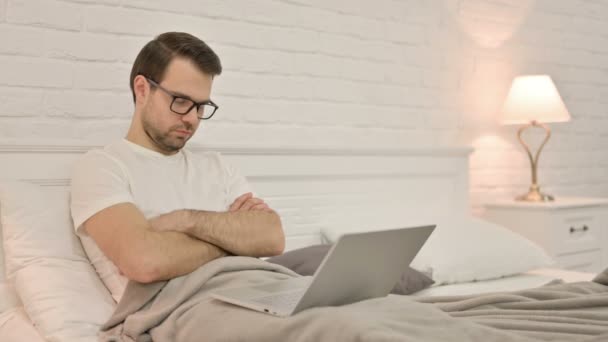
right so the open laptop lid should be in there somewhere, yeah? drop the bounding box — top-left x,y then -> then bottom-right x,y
292,225 -> 435,314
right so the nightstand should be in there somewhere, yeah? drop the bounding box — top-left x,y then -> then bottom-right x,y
483,197 -> 608,273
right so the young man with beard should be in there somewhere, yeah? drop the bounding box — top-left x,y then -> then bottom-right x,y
70,32 -> 285,303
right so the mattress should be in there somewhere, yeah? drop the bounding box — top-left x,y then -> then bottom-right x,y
411,267 -> 595,297
526,267 -> 595,282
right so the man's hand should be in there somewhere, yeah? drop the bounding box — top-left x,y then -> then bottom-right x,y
149,192 -> 273,233
146,192 -> 284,257
229,192 -> 272,212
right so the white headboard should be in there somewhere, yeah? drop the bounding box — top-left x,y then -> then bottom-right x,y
0,144 -> 472,251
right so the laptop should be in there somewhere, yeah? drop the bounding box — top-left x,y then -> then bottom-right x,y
210,225 -> 435,317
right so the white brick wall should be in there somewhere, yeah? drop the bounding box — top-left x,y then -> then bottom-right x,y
0,0 -> 6,23
8,0 -> 82,31
0,0 -> 607,212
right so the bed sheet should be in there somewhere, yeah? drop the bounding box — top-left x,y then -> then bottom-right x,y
411,267 -> 595,297
102,257 -> 608,341
0,267 -> 597,341
527,267 -> 595,282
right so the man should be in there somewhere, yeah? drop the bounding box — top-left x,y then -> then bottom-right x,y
70,32 -> 285,303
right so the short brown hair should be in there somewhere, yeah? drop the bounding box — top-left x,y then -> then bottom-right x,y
129,32 -> 222,102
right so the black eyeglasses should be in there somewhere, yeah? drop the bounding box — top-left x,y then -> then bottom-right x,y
145,77 -> 219,120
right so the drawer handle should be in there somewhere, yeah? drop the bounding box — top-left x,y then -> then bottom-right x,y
570,225 -> 589,233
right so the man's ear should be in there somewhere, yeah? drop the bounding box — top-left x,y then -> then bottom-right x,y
133,75 -> 150,105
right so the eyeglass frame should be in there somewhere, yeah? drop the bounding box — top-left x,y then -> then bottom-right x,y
143,76 -> 219,120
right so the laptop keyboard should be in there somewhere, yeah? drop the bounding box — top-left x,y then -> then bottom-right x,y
252,289 -> 307,309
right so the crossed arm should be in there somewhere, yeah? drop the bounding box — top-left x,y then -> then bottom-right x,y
84,193 -> 285,283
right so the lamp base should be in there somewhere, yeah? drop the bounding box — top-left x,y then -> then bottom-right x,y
515,185 -> 554,202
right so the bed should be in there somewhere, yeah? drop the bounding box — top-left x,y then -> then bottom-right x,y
0,143 -> 605,341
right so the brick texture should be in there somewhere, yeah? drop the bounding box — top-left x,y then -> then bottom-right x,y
0,0 -> 607,212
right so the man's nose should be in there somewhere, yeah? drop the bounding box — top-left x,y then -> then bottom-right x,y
181,106 -> 199,126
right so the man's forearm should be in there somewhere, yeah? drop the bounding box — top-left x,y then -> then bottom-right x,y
181,209 -> 285,257
137,230 -> 227,282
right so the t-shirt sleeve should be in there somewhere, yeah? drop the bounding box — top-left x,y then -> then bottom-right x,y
70,150 -> 134,234
218,153 -> 253,209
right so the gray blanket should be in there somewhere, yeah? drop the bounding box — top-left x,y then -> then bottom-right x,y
100,257 -> 608,342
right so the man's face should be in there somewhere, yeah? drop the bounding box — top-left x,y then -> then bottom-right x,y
141,58 -> 214,154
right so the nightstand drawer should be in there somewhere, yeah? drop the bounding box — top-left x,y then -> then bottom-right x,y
556,249 -> 603,273
555,209 -> 602,255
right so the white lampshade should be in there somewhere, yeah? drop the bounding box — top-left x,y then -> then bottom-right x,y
501,75 -> 571,125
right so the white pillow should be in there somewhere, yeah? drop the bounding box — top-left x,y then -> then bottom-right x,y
322,215 -> 554,285
0,181 -> 115,341
0,283 -> 21,313
0,182 -> 88,279
0,211 -> 22,323
15,261 -> 113,341
0,211 -> 5,282
0,307 -> 46,342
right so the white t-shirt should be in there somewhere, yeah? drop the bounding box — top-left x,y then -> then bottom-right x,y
70,139 -> 251,302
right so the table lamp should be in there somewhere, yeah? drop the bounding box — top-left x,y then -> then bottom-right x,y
501,75 -> 571,202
